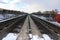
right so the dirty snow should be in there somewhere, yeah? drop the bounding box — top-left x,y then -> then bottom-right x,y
2,33 -> 52,40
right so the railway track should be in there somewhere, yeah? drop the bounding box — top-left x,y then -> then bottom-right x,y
0,14 -> 60,40
16,16 -> 29,40
0,14 -> 27,40
31,15 -> 60,40
8,15 -> 60,40
29,16 -> 43,40
16,15 -> 43,40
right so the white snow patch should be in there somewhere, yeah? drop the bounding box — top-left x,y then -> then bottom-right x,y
0,14 -> 5,20
2,33 -> 18,40
50,21 -> 60,26
31,35 -> 44,40
42,34 -> 53,40
29,34 -> 52,40
29,34 -> 33,38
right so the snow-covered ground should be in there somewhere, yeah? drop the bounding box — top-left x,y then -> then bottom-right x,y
29,34 -> 53,40
0,14 -> 25,22
32,15 -> 60,27
0,14 -> 15,20
2,33 -> 53,40
0,14 -> 6,20
2,33 -> 18,40
50,21 -> 60,26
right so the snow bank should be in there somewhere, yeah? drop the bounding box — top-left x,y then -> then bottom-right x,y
2,33 -> 18,40
42,34 -> 53,40
29,34 -> 52,40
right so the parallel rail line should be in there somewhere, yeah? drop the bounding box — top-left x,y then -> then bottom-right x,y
31,15 -> 60,40
0,14 -> 27,40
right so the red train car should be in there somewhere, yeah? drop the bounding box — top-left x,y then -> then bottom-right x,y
55,14 -> 60,23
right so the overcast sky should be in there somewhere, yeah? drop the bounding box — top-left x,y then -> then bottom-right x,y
0,0 -> 60,13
